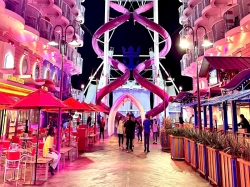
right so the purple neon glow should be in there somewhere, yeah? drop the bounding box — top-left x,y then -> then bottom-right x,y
92,2 -> 171,119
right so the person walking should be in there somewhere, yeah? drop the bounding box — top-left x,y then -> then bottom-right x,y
124,114 -> 135,153
179,113 -> 184,126
152,119 -> 159,144
238,114 -> 250,133
100,117 -> 105,141
117,116 -> 125,149
143,114 -> 151,152
77,114 -> 81,126
87,114 -> 92,127
136,120 -> 142,142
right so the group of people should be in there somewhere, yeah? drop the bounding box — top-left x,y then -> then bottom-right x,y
116,113 -> 160,153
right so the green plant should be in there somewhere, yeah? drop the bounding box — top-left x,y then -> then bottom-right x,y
241,140 -> 250,161
167,128 -> 185,137
205,132 -> 224,150
222,134 -> 242,157
196,131 -> 210,145
160,117 -> 173,133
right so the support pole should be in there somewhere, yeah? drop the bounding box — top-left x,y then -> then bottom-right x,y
194,105 -> 198,129
208,105 -> 213,129
222,102 -> 228,132
231,100 -> 238,133
203,105 -> 207,129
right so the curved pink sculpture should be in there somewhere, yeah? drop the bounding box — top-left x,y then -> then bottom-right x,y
107,93 -> 145,136
92,2 -> 171,118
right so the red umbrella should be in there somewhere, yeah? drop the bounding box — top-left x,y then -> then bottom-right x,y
81,101 -> 97,112
10,88 -> 65,185
63,97 -> 90,111
89,103 -> 108,112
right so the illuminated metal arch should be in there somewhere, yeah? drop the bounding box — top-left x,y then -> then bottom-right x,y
107,93 -> 145,136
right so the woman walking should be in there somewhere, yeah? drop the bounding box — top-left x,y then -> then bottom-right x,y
100,117 -> 105,141
152,119 -> 159,144
117,116 -> 124,149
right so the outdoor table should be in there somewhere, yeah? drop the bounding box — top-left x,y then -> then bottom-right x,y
59,147 -> 73,170
20,137 -> 34,149
24,157 -> 53,184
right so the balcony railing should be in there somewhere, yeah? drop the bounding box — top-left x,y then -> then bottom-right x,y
80,5 -> 85,19
198,40 -> 205,56
67,46 -> 73,61
238,0 -> 250,20
69,14 -> 76,26
212,20 -> 225,43
4,0 -> 27,18
77,56 -> 83,73
75,0 -> 81,9
180,52 -> 194,71
223,6 -> 240,33
194,3 -> 202,21
188,13 -> 195,27
39,18 -> 52,41
202,0 -> 210,9
62,2 -> 70,21
54,0 -> 62,8
53,31 -> 61,49
24,5 -> 41,31
72,50 -> 77,65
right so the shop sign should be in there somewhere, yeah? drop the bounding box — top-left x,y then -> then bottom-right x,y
7,75 -> 24,84
41,86 -> 48,91
209,69 -> 218,85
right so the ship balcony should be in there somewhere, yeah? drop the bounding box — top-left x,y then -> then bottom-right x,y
239,0 -> 250,26
54,0 -> 62,8
24,4 -> 41,33
212,19 -> 225,45
76,56 -> 83,74
39,18 -> 52,41
194,2 -> 202,22
62,2 -> 70,23
76,5 -> 85,23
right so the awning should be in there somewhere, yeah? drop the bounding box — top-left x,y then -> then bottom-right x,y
202,89 -> 250,105
200,57 -> 250,77
173,91 -> 193,102
180,100 -> 206,107
222,69 -> 250,90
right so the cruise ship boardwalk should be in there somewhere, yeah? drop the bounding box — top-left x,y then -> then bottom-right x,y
2,135 -> 211,187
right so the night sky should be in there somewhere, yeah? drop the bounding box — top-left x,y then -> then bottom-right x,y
71,0 -> 193,92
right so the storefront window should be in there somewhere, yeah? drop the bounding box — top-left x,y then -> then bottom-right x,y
4,54 -> 14,69
53,72 -> 58,86
22,59 -> 28,74
46,69 -> 50,79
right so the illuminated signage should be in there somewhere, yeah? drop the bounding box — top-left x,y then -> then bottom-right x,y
7,75 -> 24,84
209,69 -> 218,85
41,86 -> 48,91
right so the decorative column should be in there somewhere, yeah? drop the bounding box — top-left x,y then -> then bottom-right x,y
194,105 -> 198,129
231,100 -> 238,133
208,105 -> 213,129
203,105 -> 207,129
222,102 -> 228,132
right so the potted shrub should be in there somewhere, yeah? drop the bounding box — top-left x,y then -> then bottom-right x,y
168,128 -> 185,160
220,134 -> 242,187
206,132 -> 224,186
160,117 -> 172,150
196,131 -> 210,177
183,128 -> 193,164
237,140 -> 250,187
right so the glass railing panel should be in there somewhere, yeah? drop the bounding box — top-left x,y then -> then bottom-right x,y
190,13 -> 195,27
39,18 -> 52,40
53,31 -> 61,49
4,0 -> 27,18
72,50 -> 77,65
69,13 -> 76,26
67,46 -> 73,61
223,6 -> 240,33
80,5 -> 85,18
202,0 -> 210,9
24,4 -> 41,31
194,3 -> 202,21
198,40 -> 205,56
238,0 -> 250,20
212,20 -> 225,42
54,0 -> 62,8
62,2 -> 70,20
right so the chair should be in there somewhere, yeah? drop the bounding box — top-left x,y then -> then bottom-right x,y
3,151 -> 21,186
38,142 -> 44,157
71,137 -> 79,160
12,136 -> 21,144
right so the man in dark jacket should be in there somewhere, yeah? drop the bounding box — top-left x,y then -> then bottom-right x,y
179,113 -> 184,125
124,114 -> 135,152
238,114 -> 250,133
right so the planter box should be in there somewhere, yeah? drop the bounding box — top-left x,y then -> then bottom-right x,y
219,151 -> 240,187
160,131 -> 170,150
197,143 -> 208,176
184,138 -> 191,163
170,135 -> 184,160
190,139 -> 198,169
207,147 -> 221,186
237,158 -> 250,187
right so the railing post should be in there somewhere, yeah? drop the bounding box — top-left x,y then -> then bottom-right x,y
222,102 -> 228,132
231,100 -> 238,133
208,105 -> 213,130
203,105 -> 207,130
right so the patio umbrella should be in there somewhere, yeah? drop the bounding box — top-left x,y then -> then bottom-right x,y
89,103 -> 108,113
0,92 -> 16,137
10,88 -> 65,185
